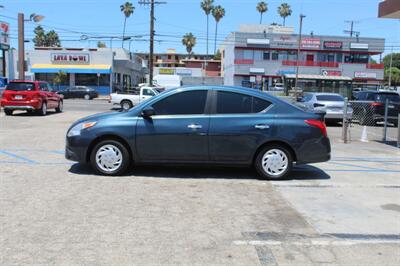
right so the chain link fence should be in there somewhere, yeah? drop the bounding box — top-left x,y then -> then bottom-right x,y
341,98 -> 400,147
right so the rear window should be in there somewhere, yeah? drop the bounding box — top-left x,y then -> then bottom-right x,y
376,93 -> 400,102
316,95 -> 344,101
6,82 -> 36,91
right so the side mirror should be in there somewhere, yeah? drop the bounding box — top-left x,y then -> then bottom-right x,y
141,106 -> 155,118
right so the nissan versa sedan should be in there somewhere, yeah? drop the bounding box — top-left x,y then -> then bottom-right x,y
65,86 -> 331,179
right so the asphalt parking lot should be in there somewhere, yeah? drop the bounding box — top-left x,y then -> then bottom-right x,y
1,99 -> 399,265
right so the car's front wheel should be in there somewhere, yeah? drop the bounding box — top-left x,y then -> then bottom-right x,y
121,100 -> 133,111
255,145 -> 293,180
55,100 -> 63,113
38,102 -> 47,116
90,139 -> 130,176
84,94 -> 91,100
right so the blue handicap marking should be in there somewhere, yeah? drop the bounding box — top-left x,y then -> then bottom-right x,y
0,150 -> 38,164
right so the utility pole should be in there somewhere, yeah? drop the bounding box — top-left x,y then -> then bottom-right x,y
139,0 -> 166,86
344,20 -> 359,38
18,13 -> 24,80
389,46 -> 393,88
294,14 -> 305,90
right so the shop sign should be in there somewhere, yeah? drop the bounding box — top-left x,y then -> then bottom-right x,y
277,70 -> 295,75
322,70 -> 342,76
247,38 -> 270,45
0,21 -> 10,50
323,41 -> 342,49
249,67 -> 265,74
249,76 -> 256,83
176,68 -> 192,76
51,53 -> 90,64
301,38 -> 321,49
159,68 -> 175,75
350,43 -> 368,50
354,72 -> 376,79
272,35 -> 297,47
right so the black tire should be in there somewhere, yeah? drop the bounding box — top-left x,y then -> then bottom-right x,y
4,109 -> 13,116
55,100 -> 63,113
255,144 -> 293,180
121,100 -> 133,111
90,139 -> 130,176
38,102 -> 47,116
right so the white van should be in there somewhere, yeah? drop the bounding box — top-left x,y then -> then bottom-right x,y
153,75 -> 182,90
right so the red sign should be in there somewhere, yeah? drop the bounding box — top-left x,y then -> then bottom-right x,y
301,38 -> 321,49
234,59 -> 254,65
322,70 -> 342,76
51,53 -> 90,64
324,41 -> 343,49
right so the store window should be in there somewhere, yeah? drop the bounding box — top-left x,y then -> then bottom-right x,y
243,50 -> 254,60
344,53 -> 369,63
76,74 -> 110,86
271,52 -> 279,60
263,52 -> 270,60
254,51 -> 263,61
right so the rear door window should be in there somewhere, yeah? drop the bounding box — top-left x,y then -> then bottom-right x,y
6,82 -> 35,91
376,93 -> 400,102
216,91 -> 271,114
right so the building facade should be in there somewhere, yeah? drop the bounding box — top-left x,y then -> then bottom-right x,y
379,0 -> 400,18
23,47 -> 144,95
221,25 -> 385,97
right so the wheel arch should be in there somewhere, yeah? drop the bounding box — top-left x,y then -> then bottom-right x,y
86,134 -> 133,163
253,140 -> 297,164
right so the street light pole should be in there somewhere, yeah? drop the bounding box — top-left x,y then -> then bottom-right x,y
18,13 -> 25,80
294,14 -> 306,90
388,46 -> 393,88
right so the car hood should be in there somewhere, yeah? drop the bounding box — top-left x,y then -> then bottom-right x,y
69,111 -> 125,129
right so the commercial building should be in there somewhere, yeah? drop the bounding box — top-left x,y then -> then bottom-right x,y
221,25 -> 385,97
379,0 -> 400,18
22,47 -> 144,95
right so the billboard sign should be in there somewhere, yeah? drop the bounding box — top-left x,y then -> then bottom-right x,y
321,70 -> 342,76
301,38 -> 321,49
323,41 -> 343,49
0,21 -> 10,50
51,53 -> 90,64
354,72 -> 377,79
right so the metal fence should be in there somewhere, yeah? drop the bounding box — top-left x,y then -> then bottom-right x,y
341,98 -> 400,147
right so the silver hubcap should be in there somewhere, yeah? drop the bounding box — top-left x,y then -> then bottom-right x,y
95,144 -> 123,172
261,149 -> 288,176
59,101 -> 63,111
42,104 -> 47,114
85,95 -> 90,100
122,102 -> 131,110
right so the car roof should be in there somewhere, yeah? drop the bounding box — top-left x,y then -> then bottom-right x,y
306,92 -> 342,96
361,90 -> 398,94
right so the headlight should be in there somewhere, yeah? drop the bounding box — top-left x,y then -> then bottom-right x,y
67,121 -> 97,137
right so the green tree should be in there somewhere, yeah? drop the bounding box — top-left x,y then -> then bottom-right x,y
214,49 -> 221,60
120,2 -> 135,48
45,30 -> 61,47
97,41 -> 107,48
277,3 -> 292,26
33,26 -> 46,47
385,67 -> 400,86
182,32 -> 196,57
53,71 -> 68,89
201,0 -> 214,58
256,1 -> 268,24
212,5 -> 225,55
383,53 -> 400,69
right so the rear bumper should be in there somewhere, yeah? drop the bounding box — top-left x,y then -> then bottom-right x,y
295,137 -> 331,165
1,99 -> 41,110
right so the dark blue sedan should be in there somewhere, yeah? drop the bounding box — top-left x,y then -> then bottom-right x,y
66,86 -> 330,179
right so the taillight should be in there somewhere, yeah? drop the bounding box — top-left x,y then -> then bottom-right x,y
370,102 -> 383,107
305,119 -> 327,137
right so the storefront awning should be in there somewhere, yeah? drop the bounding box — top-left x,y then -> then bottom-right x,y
284,74 -> 352,81
31,64 -> 112,74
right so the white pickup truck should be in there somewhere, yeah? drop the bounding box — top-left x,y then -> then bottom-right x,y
110,86 -> 160,111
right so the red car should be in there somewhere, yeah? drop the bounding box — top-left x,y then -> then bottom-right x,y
1,80 -> 63,116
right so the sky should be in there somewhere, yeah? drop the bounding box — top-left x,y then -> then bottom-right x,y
1,0 -> 399,56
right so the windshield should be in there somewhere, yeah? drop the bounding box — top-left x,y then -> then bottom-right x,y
6,82 -> 36,91
376,93 -> 400,102
316,95 -> 344,101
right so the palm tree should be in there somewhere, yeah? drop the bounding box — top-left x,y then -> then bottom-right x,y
201,0 -> 214,58
256,1 -> 268,24
182,33 -> 197,57
212,5 -> 225,55
277,3 -> 292,26
120,2 -> 134,48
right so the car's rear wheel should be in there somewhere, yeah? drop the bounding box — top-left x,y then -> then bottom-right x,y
255,145 -> 293,180
90,139 -> 130,176
84,94 -> 91,100
38,102 -> 47,116
121,100 -> 133,111
55,100 -> 63,113
4,109 -> 13,116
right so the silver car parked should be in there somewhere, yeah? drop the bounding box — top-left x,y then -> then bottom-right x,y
297,93 -> 353,123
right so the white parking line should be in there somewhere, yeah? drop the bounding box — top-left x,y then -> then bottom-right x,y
233,239 -> 400,246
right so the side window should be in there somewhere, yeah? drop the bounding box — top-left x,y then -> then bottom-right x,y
216,91 -> 271,114
39,83 -> 48,91
143,89 -> 154,96
152,90 -> 208,115
366,93 -> 375,101
302,94 -> 313,102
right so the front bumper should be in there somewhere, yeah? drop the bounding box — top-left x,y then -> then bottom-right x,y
65,135 -> 92,163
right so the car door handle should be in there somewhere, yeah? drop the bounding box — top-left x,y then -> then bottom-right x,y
254,124 -> 270,129
187,124 -> 202,129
